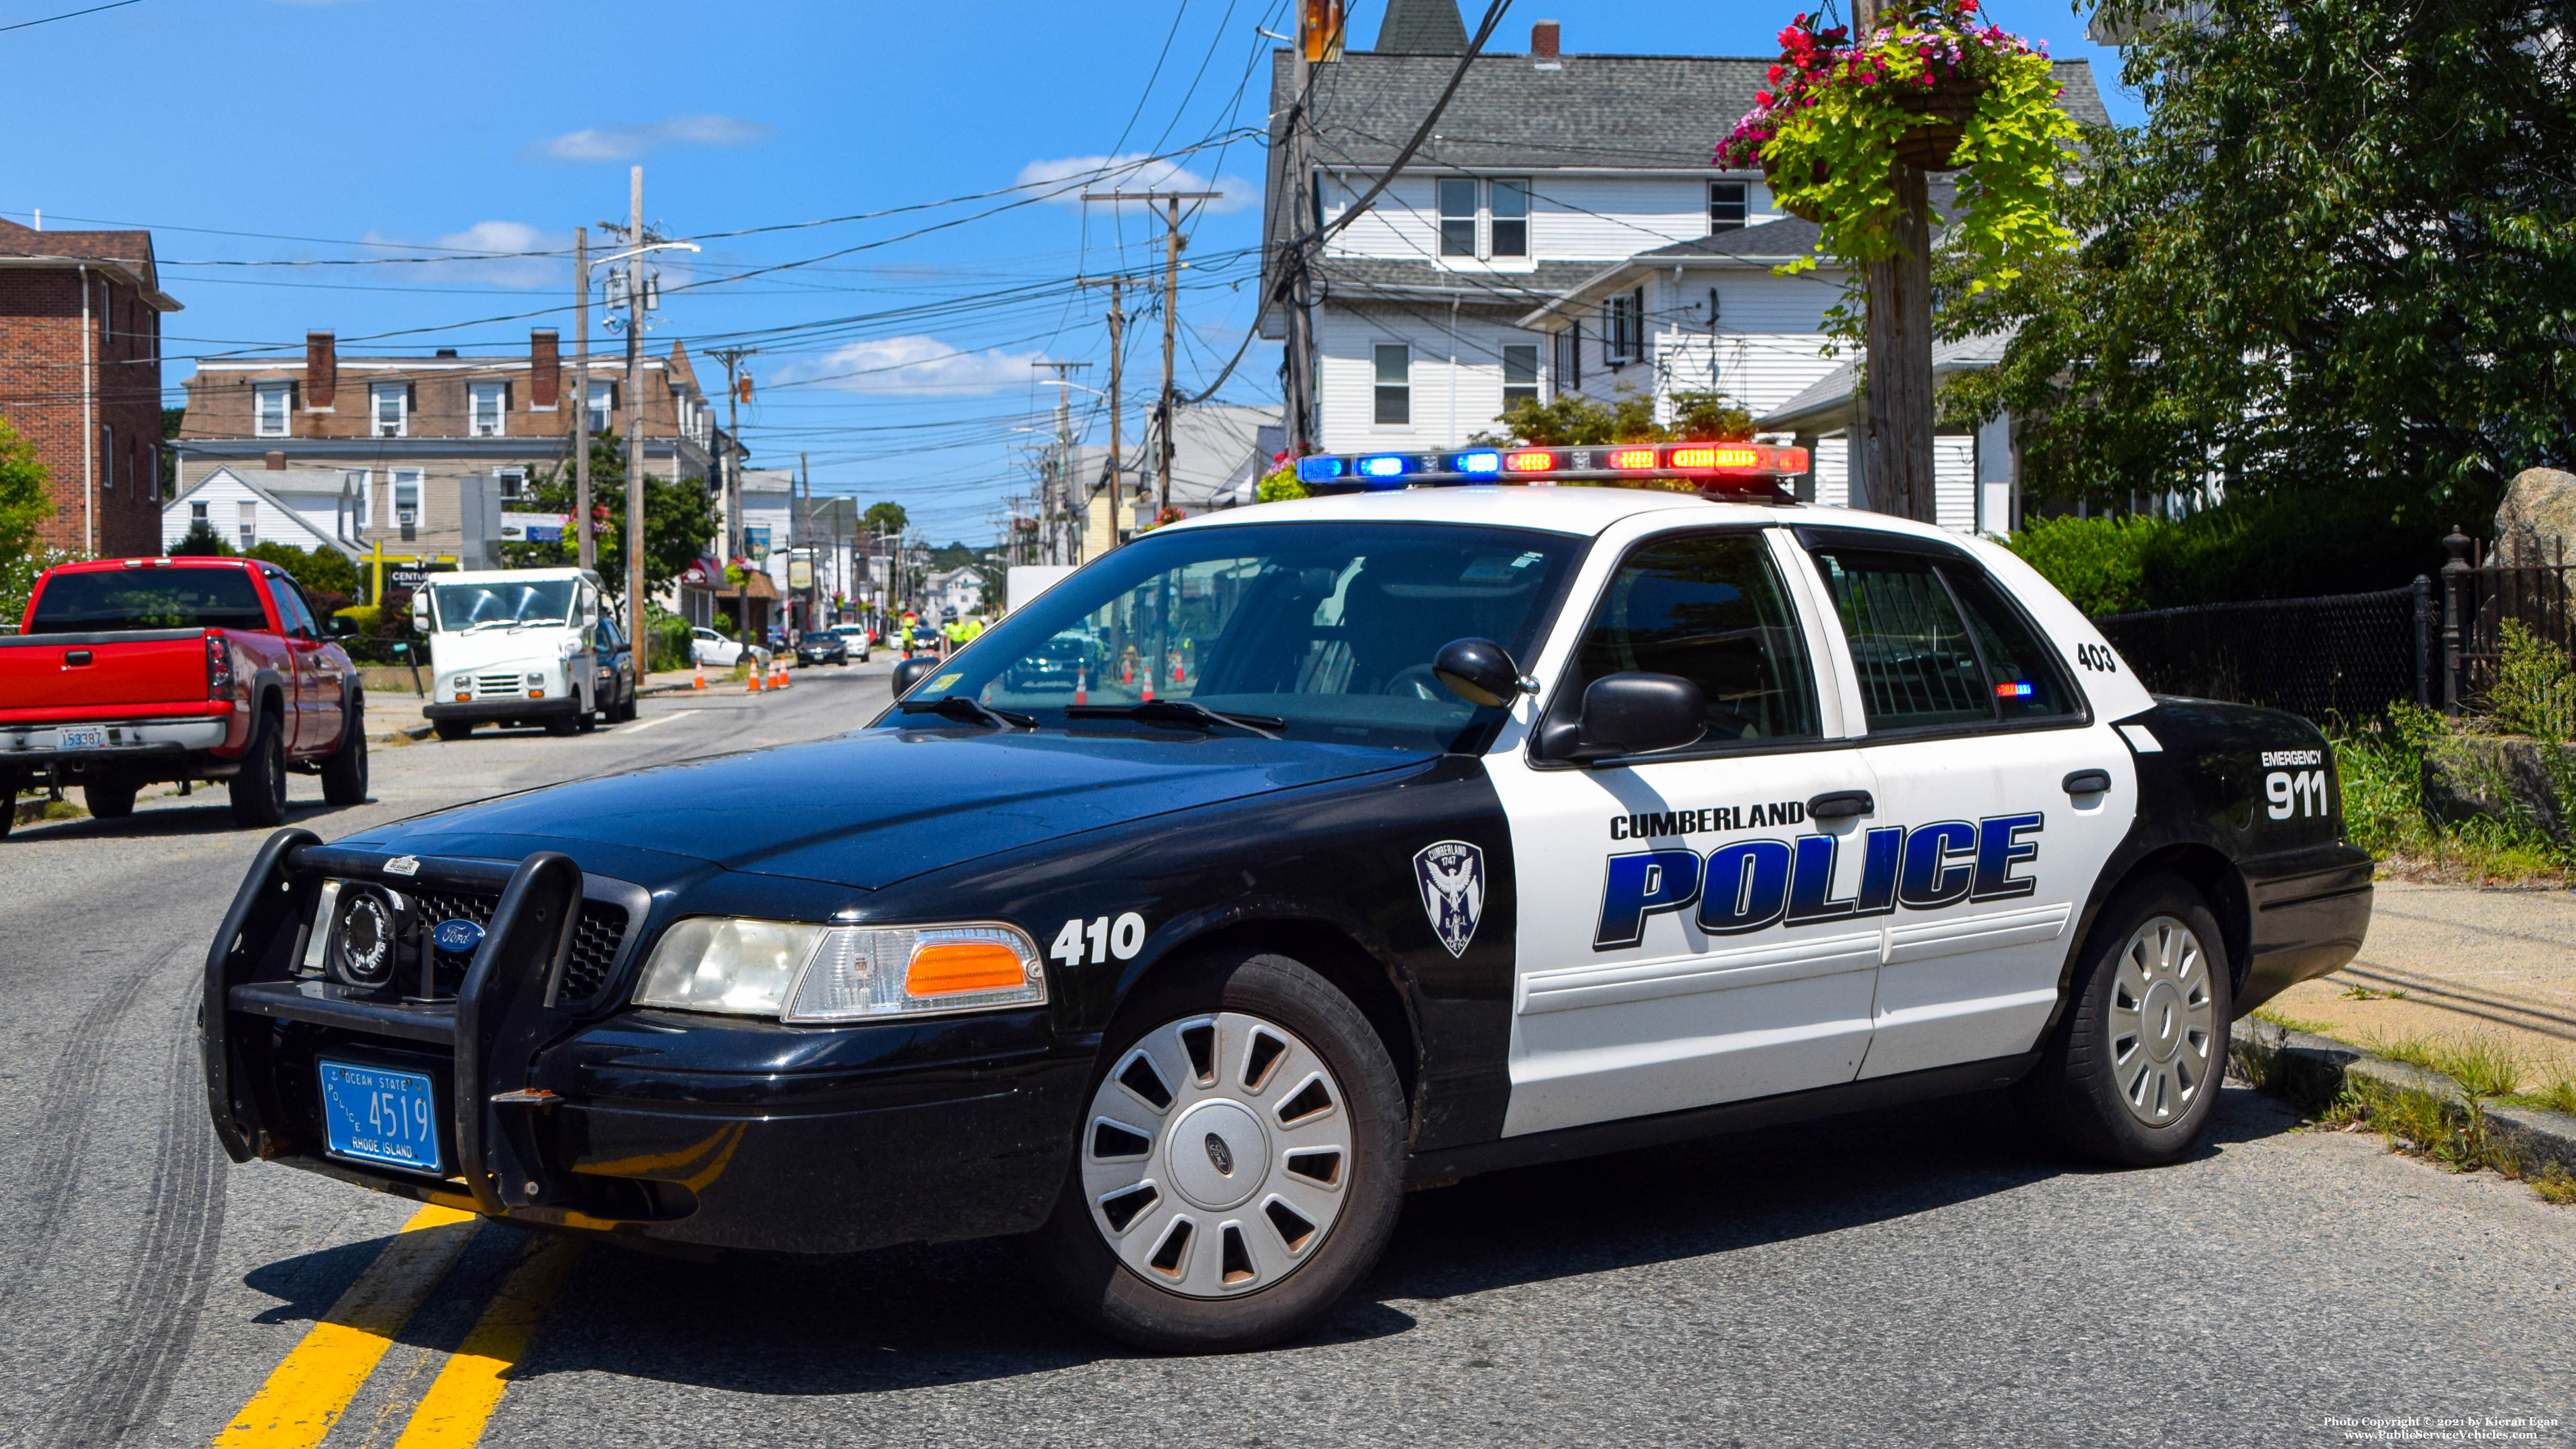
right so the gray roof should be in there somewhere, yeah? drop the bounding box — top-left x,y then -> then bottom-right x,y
1317,257 -> 1607,305
1374,0 -> 1470,55
1637,216 -> 1826,260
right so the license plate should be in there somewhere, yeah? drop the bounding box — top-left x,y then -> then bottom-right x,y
316,1061 -> 444,1175
57,726 -> 106,751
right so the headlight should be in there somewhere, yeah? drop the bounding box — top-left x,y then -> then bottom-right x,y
632,918 -> 1045,1022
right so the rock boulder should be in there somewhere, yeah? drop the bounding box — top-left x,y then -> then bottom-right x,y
2490,467 -> 2576,566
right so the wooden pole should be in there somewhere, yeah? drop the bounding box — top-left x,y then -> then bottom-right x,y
1856,0 -> 1938,523
573,227 -> 593,571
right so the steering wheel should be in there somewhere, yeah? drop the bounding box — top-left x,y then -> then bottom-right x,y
1382,664 -> 1445,701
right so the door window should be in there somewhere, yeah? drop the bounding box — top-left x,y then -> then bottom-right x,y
1807,548 -> 2077,731
1564,531 -> 1819,748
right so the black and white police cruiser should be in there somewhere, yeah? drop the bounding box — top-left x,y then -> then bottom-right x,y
203,442 -> 2371,1351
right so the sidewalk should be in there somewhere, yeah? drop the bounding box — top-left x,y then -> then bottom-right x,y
2268,880 -> 2576,1077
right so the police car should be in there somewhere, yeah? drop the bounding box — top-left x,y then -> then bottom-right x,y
202,442 -> 2371,1352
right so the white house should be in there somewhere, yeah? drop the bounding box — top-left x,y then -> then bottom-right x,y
163,466 -> 363,558
925,566 -> 984,621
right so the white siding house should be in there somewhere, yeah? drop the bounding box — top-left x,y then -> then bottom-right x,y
163,467 -> 361,558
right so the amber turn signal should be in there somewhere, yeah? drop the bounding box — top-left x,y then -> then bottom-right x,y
905,941 -> 1028,997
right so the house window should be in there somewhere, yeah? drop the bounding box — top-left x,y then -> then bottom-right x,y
190,501 -> 208,526
1439,179 -> 1477,257
346,470 -> 372,529
1710,182 -> 1750,233
470,381 -> 508,438
391,469 -> 423,540
1552,325 -> 1581,395
1503,344 -> 1540,409
254,383 -> 291,438
1601,289 -> 1645,366
1372,344 -> 1411,425
1491,179 -> 1530,257
587,381 -> 615,434
236,499 -> 257,551
372,383 -> 409,438
496,467 -> 526,505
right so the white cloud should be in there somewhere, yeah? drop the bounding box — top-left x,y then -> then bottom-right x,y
352,220 -> 569,290
787,336 -> 1055,397
524,114 -> 776,164
1015,153 -> 1255,213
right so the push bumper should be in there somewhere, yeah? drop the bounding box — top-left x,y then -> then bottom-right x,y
422,697 -> 581,724
205,838 -> 1086,1254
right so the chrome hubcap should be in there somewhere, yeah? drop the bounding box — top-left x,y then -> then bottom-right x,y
1082,1012 -> 1350,1298
2107,914 -> 2216,1126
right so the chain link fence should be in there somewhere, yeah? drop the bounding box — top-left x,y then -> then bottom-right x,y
2094,580 -> 2432,722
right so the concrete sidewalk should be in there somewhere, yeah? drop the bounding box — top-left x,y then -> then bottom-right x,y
2270,880 -> 2576,1077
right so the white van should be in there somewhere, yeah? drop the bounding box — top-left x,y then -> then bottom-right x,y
412,568 -> 614,741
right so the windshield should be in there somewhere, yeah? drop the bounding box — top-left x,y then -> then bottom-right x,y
886,521 -> 1583,753
429,579 -> 578,632
28,568 -> 269,633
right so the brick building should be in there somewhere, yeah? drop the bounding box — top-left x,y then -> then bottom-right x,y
0,218 -> 182,558
174,330 -> 728,570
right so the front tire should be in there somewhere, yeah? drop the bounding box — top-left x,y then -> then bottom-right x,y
433,720 -> 473,742
1030,949 -> 1406,1352
321,699 -> 369,805
2016,874 -> 2233,1167
228,708 -> 289,828
83,779 -> 137,819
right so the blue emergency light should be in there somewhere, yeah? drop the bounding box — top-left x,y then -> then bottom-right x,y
1276,442 -> 1812,498
1355,454 -> 1412,479
1447,450 -> 1503,475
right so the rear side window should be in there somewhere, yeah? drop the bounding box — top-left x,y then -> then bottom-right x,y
1569,532 -> 1820,745
28,569 -> 269,634
1807,548 -> 2078,731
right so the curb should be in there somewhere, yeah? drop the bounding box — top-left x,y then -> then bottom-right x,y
2230,1017 -> 2576,1178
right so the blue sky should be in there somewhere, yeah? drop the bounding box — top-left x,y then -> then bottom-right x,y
2,0 -> 2138,542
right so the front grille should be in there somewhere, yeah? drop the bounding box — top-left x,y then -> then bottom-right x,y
473,673 -> 523,699
393,889 -> 629,1005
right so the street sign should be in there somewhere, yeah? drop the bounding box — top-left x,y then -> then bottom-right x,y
787,556 -> 813,590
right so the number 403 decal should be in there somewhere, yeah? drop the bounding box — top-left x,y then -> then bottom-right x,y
1051,912 -> 1148,966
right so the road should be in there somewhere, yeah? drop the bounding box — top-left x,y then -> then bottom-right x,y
1,656 -> 2569,1448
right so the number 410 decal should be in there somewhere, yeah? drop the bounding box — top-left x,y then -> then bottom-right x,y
1051,912 -> 1148,966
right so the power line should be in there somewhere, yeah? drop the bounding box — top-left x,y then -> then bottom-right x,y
0,0 -> 145,36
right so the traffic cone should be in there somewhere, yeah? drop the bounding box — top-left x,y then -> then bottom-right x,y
1074,666 -> 1088,707
693,659 -> 707,690
747,659 -> 763,693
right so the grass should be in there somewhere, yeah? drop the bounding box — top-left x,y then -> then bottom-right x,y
2276,1029 -> 2576,1203
2503,1074 -> 2576,1117
2253,1006 -> 2339,1037
2364,1031 -> 2529,1100
2339,982 -> 2408,1001
2534,1164 -> 2576,1206
12,798 -> 87,824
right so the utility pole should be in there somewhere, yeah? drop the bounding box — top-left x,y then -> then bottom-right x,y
1031,360 -> 1089,564
1082,190 -> 1221,525
1856,0 -> 1936,523
1279,1 -> 1342,455
572,227 -> 593,571
1077,276 -> 1138,549
709,345 -> 758,564
621,166 -> 647,683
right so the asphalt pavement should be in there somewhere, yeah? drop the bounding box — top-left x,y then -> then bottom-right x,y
1,654 -> 2569,1448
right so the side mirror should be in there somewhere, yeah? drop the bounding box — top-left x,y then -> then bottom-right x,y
890,656 -> 942,697
1578,672 -> 1706,759
324,614 -> 353,637
1432,637 -> 1530,708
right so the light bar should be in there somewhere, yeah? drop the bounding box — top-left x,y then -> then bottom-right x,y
1278,442 -> 1812,498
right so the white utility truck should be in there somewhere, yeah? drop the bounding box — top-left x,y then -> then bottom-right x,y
412,568 -> 614,741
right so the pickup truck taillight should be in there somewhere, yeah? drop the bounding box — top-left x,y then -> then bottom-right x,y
206,633 -> 233,699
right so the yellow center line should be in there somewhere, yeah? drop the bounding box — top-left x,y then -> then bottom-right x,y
390,1234 -> 585,1449
210,1203 -> 482,1449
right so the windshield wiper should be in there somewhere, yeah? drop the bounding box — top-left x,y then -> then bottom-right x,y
1066,700 -> 1285,740
898,696 -> 1035,729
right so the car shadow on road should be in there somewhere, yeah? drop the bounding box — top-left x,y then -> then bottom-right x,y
228,1083 -> 2304,1398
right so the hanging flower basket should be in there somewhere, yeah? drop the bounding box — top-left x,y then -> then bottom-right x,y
1713,1 -> 2077,287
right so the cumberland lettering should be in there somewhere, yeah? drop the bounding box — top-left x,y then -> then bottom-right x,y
1610,801 -> 1805,840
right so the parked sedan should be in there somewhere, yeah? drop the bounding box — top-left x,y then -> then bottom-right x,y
689,627 -> 761,669
828,624 -> 874,662
794,633 -> 849,668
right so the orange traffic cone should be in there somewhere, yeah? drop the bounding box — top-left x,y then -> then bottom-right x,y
747,658 -> 763,693
693,659 -> 707,690
773,657 -> 789,690
1074,666 -> 1088,707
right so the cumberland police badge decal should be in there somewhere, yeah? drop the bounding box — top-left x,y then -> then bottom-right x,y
1413,840 -> 1486,958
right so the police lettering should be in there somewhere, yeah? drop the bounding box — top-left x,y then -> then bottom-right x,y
1595,813 -> 2046,950
1608,800 -> 1807,840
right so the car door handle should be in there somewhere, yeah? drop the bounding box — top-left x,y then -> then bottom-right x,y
1807,790 -> 1875,821
2063,769 -> 2112,795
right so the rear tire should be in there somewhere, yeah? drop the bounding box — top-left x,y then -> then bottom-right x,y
83,779 -> 137,819
1029,948 -> 1407,1353
433,720 -> 473,742
321,698 -> 369,805
228,708 -> 289,828
0,777 -> 15,839
2016,873 -> 2233,1167
544,712 -> 578,738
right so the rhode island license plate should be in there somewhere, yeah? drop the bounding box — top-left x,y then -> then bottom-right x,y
316,1060 -> 444,1175
56,726 -> 105,751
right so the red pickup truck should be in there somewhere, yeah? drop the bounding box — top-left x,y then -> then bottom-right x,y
1,557 -> 367,836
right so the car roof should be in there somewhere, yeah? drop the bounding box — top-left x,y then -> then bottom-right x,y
61,556 -> 256,572
1156,485 -> 1985,550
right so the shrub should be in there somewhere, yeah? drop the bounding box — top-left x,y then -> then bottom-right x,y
169,520 -> 232,557
2006,514 -> 2168,615
242,540 -> 361,604
2489,620 -> 2576,743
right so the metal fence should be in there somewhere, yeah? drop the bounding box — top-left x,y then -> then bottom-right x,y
2440,530 -> 2575,714
2095,581 -> 2432,722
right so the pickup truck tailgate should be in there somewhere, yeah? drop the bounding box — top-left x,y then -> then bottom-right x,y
0,629 -> 208,713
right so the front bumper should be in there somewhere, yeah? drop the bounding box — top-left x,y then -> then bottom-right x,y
205,838 -> 1085,1253
423,697 -> 581,723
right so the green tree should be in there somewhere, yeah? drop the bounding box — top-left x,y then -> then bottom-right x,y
863,500 -> 909,536
169,520 -> 232,557
159,407 -> 183,499
1475,384 -> 1749,446
243,540 -> 361,605
0,413 -> 47,563
504,431 -> 718,594
1944,0 -> 2576,546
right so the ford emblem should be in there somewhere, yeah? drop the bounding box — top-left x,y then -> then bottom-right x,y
432,918 -> 485,955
